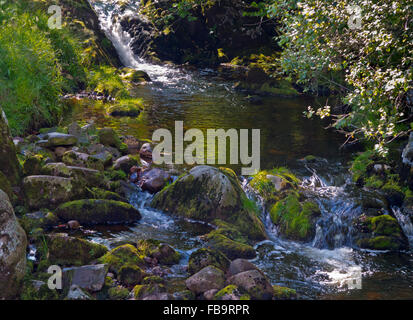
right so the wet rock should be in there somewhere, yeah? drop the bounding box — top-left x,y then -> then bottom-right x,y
133,284 -> 168,300
205,233 -> 256,260
23,155 -> 45,176
139,143 -> 152,161
66,285 -> 93,300
0,190 -> 27,299
227,269 -> 274,300
185,266 -> 226,295
99,244 -> 145,274
87,187 -> 127,202
188,248 -> 230,275
47,233 -> 108,266
108,286 -> 130,300
140,168 -> 171,194
62,150 -> 104,171
204,289 -> 219,300
228,259 -> 259,276
151,166 -> 266,240
63,264 -> 108,292
44,132 -> 78,147
23,175 -> 84,210
353,214 -> 409,251
56,199 -> 142,225
90,151 -> 113,167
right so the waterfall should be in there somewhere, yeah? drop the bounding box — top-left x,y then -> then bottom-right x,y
393,207 -> 413,245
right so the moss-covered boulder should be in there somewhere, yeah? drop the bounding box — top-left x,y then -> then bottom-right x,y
136,239 -> 180,265
269,193 -> 321,242
47,233 -> 108,266
117,264 -> 145,286
151,166 -> 266,240
56,199 -> 141,225
98,127 -> 122,149
354,214 -> 409,251
0,107 -> 21,187
23,175 -> 84,210
214,285 -> 250,300
227,269 -> 274,300
99,244 -> 145,274
185,266 -> 226,295
86,187 -> 127,202
0,190 -> 27,299
205,232 -> 256,260
133,283 -> 168,300
108,286 -> 130,300
0,171 -> 14,202
188,248 -> 230,275
23,154 -> 46,176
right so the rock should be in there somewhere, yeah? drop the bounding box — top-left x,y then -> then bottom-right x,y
54,146 -> 70,158
205,233 -> 256,260
62,150 -> 104,171
0,171 -> 14,202
137,239 -> 180,266
151,166 -> 266,240
89,151 -> 113,167
68,122 -> 89,145
87,187 -> 127,202
99,244 -> 145,273
118,264 -> 144,286
0,190 -> 27,299
98,128 -> 122,149
140,168 -> 170,194
133,284 -> 167,300
228,259 -> 259,276
204,289 -> 219,300
188,248 -> 230,275
23,175 -> 84,210
113,155 -> 139,173
185,266 -> 226,295
23,155 -> 45,176
139,143 -> 152,161
245,67 -> 269,84
47,233 -> 108,266
56,199 -> 142,225
402,132 -> 413,166
42,163 -> 105,188
353,214 -> 409,251
266,175 -> 289,192
227,269 -> 274,300
108,286 -> 130,300
273,285 -> 297,300
67,220 -> 81,229
214,285 -> 245,300
0,107 -> 21,186
63,264 -> 108,292
66,285 -> 93,300
45,132 -> 78,147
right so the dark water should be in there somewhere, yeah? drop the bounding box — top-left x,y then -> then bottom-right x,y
74,0 -> 413,300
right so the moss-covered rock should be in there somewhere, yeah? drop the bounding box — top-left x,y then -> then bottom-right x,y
136,239 -> 180,266
108,286 -> 130,300
23,175 -> 84,210
151,165 -> 266,241
23,154 -> 46,177
188,248 -> 230,275
47,233 -> 108,266
56,199 -> 141,225
86,187 -> 127,202
270,193 -> 321,242
117,264 -> 144,286
185,266 -> 226,295
98,127 -> 122,149
62,150 -> 105,171
99,244 -> 145,274
0,171 -> 14,202
205,232 -> 256,260
227,269 -> 274,300
21,280 -> 60,300
354,214 -> 409,251
272,285 -> 297,300
133,283 -> 167,300
214,285 -> 244,300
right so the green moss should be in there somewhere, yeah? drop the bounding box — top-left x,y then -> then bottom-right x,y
270,193 -> 320,242
272,285 -> 297,300
99,244 -> 145,274
214,285 -> 238,300
108,286 -> 130,300
86,187 -> 126,202
0,171 -> 14,202
47,234 -> 108,266
23,154 -> 45,176
205,232 -> 256,260
188,248 -> 230,275
21,281 -> 60,300
117,264 -> 144,286
136,239 -> 180,266
365,175 -> 385,189
143,276 -> 165,285
350,150 -> 375,183
133,284 -> 166,300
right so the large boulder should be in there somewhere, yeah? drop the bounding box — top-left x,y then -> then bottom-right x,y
56,199 -> 142,225
0,190 -> 27,299
188,248 -> 230,275
47,233 -> 108,266
185,266 -> 226,295
23,175 -> 84,210
0,108 -> 21,187
151,166 -> 266,240
140,168 -> 171,194
227,269 -> 274,300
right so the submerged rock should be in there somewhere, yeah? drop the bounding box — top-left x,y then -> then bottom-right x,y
151,166 -> 266,240
56,199 -> 142,225
0,190 -> 27,299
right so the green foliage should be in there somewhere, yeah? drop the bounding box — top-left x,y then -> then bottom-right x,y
350,150 -> 375,182
87,66 -> 130,98
260,0 -> 412,156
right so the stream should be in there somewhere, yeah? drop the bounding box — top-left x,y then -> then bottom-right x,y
78,0 -> 413,300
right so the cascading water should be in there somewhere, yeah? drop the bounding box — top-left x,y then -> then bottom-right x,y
83,0 -> 413,299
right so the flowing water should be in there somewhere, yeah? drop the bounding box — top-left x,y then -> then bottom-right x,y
80,0 -> 413,299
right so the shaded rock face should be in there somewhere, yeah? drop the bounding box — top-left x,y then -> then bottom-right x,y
151,166 -> 266,240
122,0 -> 277,66
0,107 -> 21,187
0,190 -> 27,299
